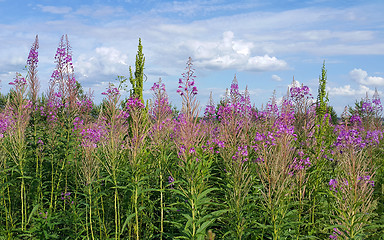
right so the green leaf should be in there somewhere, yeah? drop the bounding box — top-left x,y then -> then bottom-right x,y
121,212 -> 136,233
27,204 -> 40,226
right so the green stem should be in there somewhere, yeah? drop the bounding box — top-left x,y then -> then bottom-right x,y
135,176 -> 140,240
21,168 -> 25,231
50,153 -> 55,210
88,185 -> 95,240
114,175 -> 120,240
160,172 -> 164,240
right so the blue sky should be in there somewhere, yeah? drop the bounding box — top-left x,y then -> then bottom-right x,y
1,0 -> 384,114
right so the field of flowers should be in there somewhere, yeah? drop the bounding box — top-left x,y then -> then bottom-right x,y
0,35 -> 384,240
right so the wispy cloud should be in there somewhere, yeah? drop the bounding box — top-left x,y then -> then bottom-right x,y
74,5 -> 126,18
149,0 -> 262,17
37,5 -> 72,14
271,74 -> 282,82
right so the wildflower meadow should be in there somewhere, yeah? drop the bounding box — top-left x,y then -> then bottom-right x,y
0,35 -> 384,240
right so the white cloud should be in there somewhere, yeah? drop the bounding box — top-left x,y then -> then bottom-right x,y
76,47 -> 129,78
245,55 -> 287,71
328,84 -> 376,96
193,31 -> 287,71
271,74 -> 282,82
37,5 -> 72,14
349,68 -> 384,86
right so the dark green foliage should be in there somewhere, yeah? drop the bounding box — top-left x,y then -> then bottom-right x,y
129,38 -> 145,102
316,61 -> 329,122
0,93 -> 8,110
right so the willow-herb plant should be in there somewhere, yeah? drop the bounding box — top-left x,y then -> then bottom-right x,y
1,35 -> 384,239
99,84 -> 128,240
215,76 -> 255,239
148,79 -> 174,239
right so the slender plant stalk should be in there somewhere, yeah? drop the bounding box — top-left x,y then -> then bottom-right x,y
88,185 -> 95,240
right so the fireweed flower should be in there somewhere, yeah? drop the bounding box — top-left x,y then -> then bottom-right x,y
73,117 -> 84,131
231,145 -> 249,162
289,84 -> 311,101
204,104 -> 216,117
49,35 -> 78,113
189,147 -> 196,154
329,228 -> 342,239
27,48 -> 38,65
350,114 -> 362,125
126,97 -> 145,112
61,192 -> 73,204
176,57 -> 201,121
358,175 -> 375,187
102,87 -> 119,96
80,123 -> 107,148
177,57 -> 197,97
329,179 -> 338,192
149,79 -> 173,120
334,123 -> 383,151
9,74 -> 27,87
289,156 -> 311,175
0,112 -> 14,138
76,94 -> 94,114
168,176 -> 175,188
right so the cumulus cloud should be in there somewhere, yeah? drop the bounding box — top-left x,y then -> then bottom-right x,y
245,55 -> 288,71
328,84 -> 375,96
76,47 -> 129,78
349,68 -> 384,86
193,31 -> 288,72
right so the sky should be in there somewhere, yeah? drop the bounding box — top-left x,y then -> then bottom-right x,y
0,0 -> 384,115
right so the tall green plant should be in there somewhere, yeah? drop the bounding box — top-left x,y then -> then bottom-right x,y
129,38 -> 145,103
307,61 -> 335,237
316,61 -> 328,124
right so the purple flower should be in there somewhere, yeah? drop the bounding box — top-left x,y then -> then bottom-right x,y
102,86 -> 120,97
168,176 -> 175,188
329,179 -> 338,192
9,73 -> 27,87
189,147 -> 195,154
126,97 -> 145,112
358,175 -> 375,187
177,57 -> 198,98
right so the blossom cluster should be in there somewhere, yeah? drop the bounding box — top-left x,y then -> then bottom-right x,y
0,112 -> 14,138
9,73 -> 27,87
290,84 -> 311,100
334,125 -> 383,150
176,57 -> 198,97
102,86 -> 120,97
126,97 -> 145,112
61,192 -> 74,205
78,121 -> 107,149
